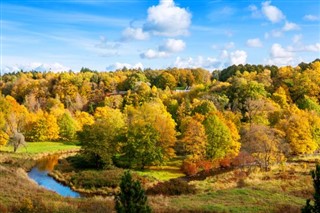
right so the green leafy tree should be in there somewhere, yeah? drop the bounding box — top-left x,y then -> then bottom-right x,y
123,122 -> 161,169
78,107 -> 125,168
155,72 -> 177,90
302,164 -> 320,213
203,113 -> 240,160
57,111 -> 77,141
115,171 -> 151,213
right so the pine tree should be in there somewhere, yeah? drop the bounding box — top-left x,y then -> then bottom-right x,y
302,164 -> 320,213
115,171 -> 151,213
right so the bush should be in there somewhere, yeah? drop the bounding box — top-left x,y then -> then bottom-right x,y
70,169 -> 124,189
146,179 -> 196,196
10,198 -> 50,213
197,160 -> 214,173
181,160 -> 198,176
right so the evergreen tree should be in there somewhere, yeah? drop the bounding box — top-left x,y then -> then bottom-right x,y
115,171 -> 151,213
302,164 -> 320,213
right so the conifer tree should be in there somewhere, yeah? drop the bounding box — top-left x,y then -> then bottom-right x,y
302,164 -> 320,213
115,171 -> 151,213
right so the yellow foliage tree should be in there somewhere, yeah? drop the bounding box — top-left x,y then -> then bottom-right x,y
181,116 -> 207,161
276,106 -> 317,154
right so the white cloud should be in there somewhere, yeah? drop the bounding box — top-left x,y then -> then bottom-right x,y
224,42 -> 235,49
174,56 -> 219,70
282,21 -> 300,31
288,43 -> 320,52
249,4 -> 261,18
95,36 -> 120,49
140,49 -> 168,59
106,62 -> 144,71
159,39 -> 186,52
246,38 -> 263,48
3,62 -> 70,73
303,43 -> 320,52
219,50 -> 229,60
292,34 -> 302,44
141,38 -> 186,59
121,27 -> 149,41
230,50 -> 247,65
268,43 -> 294,66
143,0 -> 192,36
304,14 -> 319,21
265,29 -> 283,39
270,43 -> 293,58
93,36 -> 120,57
261,1 -> 285,23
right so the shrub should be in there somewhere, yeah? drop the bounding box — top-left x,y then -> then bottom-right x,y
196,160 -> 214,173
219,157 -> 232,168
11,198 -> 50,213
181,160 -> 198,176
146,179 -> 196,196
70,169 -> 124,189
231,151 -> 255,168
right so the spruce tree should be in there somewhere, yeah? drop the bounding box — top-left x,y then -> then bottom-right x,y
115,171 -> 151,213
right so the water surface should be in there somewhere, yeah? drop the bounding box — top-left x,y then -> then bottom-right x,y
28,155 -> 80,198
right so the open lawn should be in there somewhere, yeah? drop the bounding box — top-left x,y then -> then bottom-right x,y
0,142 -> 80,154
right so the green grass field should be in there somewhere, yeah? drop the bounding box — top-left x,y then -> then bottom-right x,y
0,142 -> 80,154
136,168 -> 185,181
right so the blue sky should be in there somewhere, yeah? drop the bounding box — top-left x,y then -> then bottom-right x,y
1,0 -> 320,72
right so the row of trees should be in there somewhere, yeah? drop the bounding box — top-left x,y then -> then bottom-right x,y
1,59 -> 320,171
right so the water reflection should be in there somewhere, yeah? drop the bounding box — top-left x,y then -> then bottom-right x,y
28,155 -> 80,198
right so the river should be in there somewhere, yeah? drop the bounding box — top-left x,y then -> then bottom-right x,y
28,155 -> 80,198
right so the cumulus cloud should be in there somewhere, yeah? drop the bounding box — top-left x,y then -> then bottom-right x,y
141,38 -> 186,59
173,56 -> 220,70
106,62 -> 144,71
304,14 -> 319,21
3,62 -> 70,73
282,21 -> 300,31
159,39 -> 186,52
140,49 -> 168,59
246,38 -> 263,48
143,0 -> 192,36
121,27 -> 149,41
268,43 -> 294,66
261,1 -> 285,23
230,50 -> 247,65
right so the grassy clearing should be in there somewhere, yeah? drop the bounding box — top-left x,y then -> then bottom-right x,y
0,142 -> 80,154
135,167 -> 185,182
135,157 -> 185,181
149,188 -> 304,213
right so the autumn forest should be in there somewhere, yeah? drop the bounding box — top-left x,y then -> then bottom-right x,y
1,59 -> 320,212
